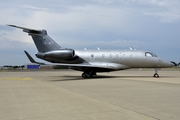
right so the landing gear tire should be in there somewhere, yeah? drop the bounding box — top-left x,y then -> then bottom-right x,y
90,72 -> 96,78
154,68 -> 160,78
154,73 -> 159,78
82,71 -> 96,78
82,73 -> 87,78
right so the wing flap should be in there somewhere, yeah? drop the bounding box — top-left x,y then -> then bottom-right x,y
50,63 -> 115,69
48,63 -> 130,70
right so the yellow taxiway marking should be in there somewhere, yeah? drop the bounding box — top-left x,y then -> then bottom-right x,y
0,78 -> 33,80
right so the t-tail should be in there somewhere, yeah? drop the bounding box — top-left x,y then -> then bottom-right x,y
7,25 -> 76,62
7,25 -> 61,53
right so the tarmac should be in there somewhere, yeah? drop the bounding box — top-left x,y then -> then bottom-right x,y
0,69 -> 180,120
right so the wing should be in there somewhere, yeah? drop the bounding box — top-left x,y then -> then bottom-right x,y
49,63 -> 126,70
24,51 -> 130,70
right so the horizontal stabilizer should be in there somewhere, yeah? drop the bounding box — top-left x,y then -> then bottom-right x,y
7,24 -> 42,35
24,51 -> 45,65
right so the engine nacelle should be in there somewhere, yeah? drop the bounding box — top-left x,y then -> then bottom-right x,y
36,52 -> 45,59
36,49 -> 75,60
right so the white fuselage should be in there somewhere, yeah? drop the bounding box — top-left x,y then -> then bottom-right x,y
75,50 -> 173,69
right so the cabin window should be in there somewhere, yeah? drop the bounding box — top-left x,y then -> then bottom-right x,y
90,54 -> 95,61
102,54 -> 105,58
130,54 -> 133,58
109,54 -> 113,58
116,54 -> 119,58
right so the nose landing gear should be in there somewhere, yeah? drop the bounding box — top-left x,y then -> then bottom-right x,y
154,73 -> 159,78
154,68 -> 160,78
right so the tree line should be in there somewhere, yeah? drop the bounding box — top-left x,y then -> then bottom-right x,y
1,65 -> 25,69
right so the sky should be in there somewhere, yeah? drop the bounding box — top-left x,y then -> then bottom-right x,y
0,0 -> 180,66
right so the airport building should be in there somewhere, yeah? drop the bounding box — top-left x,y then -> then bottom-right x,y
24,64 -> 53,69
39,65 -> 53,69
24,63 -> 40,69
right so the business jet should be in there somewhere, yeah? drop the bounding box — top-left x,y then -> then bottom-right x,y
7,25 -> 174,78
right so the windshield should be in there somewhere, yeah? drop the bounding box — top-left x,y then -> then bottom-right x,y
151,53 -> 158,57
145,52 -> 158,57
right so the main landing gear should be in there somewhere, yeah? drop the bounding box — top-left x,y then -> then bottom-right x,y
153,68 -> 160,78
82,71 -> 97,78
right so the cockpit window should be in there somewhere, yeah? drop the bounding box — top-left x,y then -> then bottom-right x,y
145,52 -> 158,57
145,52 -> 153,57
151,53 -> 158,57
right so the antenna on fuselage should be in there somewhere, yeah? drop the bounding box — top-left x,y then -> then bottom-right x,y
84,48 -> 87,50
129,47 -> 133,50
97,47 -> 100,50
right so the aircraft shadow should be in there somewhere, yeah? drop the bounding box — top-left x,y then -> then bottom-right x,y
49,75 -> 119,81
48,75 -> 175,82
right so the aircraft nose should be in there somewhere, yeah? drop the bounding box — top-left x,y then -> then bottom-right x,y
170,61 -> 176,67
159,58 -> 174,68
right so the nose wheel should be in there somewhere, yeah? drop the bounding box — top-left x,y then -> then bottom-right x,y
154,73 -> 159,78
154,68 -> 160,78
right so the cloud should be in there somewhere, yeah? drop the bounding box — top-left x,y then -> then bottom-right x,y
91,0 -> 115,4
0,29 -> 33,43
22,5 -> 49,11
0,37 -> 36,53
92,0 -> 180,23
62,39 -> 146,50
142,0 -> 180,22
145,12 -> 180,23
1,3 -> 179,49
0,38 -> 37,66
0,0 -> 180,65
1,4 -> 141,43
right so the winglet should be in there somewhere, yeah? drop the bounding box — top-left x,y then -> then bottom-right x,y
24,51 -> 45,65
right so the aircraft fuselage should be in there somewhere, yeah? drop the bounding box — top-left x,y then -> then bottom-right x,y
38,49 -> 173,71
7,25 -> 174,78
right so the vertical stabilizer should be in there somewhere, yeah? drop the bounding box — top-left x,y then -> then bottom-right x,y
7,25 -> 61,53
30,30 -> 61,53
